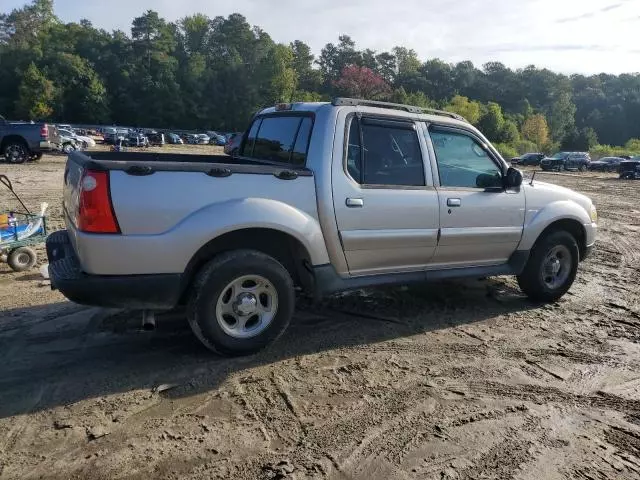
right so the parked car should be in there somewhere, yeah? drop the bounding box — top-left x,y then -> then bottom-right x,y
1,115 -> 60,163
196,134 -> 210,145
103,128 -> 129,145
47,98 -> 597,356
588,157 -> 623,172
511,153 -> 545,166
206,131 -> 227,146
147,132 -> 165,146
540,152 -> 590,172
224,132 -> 243,156
184,134 -> 199,144
166,133 -> 184,145
58,128 -> 96,149
59,134 -> 80,154
619,157 -> 640,179
125,132 -> 149,148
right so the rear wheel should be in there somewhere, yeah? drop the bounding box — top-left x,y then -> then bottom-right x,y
3,142 -> 29,164
517,231 -> 579,302
7,247 -> 37,272
579,164 -> 587,172
187,250 -> 295,356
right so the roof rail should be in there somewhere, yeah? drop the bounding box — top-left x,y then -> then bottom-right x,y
332,97 -> 467,122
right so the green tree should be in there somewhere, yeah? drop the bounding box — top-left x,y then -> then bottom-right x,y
15,62 -> 55,119
478,102 -> 505,142
548,91 -> 576,142
499,119 -> 520,144
521,114 -> 550,149
444,95 -> 481,124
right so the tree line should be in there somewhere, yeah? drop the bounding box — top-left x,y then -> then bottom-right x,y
2,0 -> 640,158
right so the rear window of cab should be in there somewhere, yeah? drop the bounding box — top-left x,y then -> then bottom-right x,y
241,114 -> 313,166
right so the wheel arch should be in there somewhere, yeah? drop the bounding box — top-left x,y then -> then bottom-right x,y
533,218 -> 587,260
179,227 -> 315,304
1,135 -> 30,153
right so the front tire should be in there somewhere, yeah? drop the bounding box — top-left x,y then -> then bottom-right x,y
7,247 -> 37,272
517,231 -> 579,302
187,250 -> 295,356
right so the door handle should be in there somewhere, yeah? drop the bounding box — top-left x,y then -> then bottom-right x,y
447,198 -> 462,207
346,198 -> 364,208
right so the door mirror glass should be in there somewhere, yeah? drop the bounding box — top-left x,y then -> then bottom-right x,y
505,167 -> 523,188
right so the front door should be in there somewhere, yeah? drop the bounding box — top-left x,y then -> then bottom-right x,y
332,114 -> 440,276
426,125 -> 525,268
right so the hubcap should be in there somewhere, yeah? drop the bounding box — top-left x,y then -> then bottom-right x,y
17,253 -> 30,265
215,275 -> 278,339
541,245 -> 572,290
6,145 -> 25,163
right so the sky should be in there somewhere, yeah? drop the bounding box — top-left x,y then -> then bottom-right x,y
4,0 -> 640,74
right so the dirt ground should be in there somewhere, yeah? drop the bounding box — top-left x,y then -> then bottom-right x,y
1,149 -> 640,480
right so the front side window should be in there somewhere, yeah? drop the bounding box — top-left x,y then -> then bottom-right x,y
241,115 -> 313,165
429,127 -> 502,189
346,117 -> 425,187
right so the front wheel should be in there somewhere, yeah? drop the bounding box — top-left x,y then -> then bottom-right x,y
187,250 -> 295,356
62,143 -> 76,154
517,231 -> 579,302
579,165 -> 587,172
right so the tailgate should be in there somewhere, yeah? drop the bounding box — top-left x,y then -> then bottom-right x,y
62,154 -> 85,227
47,124 -> 61,144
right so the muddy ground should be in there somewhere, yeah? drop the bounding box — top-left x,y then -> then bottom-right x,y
1,149 -> 640,480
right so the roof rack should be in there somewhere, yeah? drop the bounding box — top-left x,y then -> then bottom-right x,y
332,97 -> 467,122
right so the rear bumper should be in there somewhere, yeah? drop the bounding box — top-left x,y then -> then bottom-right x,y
39,140 -> 57,151
46,230 -> 182,309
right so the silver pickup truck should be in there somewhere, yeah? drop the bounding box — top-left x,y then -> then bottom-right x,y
47,98 -> 597,356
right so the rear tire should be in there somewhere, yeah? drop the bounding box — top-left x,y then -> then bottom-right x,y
8,247 -> 37,272
187,250 -> 295,356
517,231 -> 579,302
3,142 -> 29,164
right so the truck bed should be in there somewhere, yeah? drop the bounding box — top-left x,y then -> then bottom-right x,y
63,151 -> 323,276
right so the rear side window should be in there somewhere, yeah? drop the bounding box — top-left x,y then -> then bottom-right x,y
346,116 -> 425,187
241,115 -> 313,165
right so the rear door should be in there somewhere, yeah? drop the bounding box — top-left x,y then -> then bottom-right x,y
425,124 -> 525,267
332,113 -> 440,276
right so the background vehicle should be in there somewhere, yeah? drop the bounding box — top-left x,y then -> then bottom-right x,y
619,157 -> 640,179
540,152 -> 590,171
147,132 -> 165,146
564,152 -> 591,171
206,131 -> 227,146
224,132 -> 243,156
125,132 -> 149,148
1,115 -> 60,163
103,127 -> 129,145
166,133 -> 184,145
58,128 -> 96,149
47,98 -> 597,357
59,134 -> 80,154
588,156 -> 623,172
511,153 -> 545,166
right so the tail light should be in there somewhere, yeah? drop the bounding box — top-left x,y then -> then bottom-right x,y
76,169 -> 120,234
40,124 -> 48,138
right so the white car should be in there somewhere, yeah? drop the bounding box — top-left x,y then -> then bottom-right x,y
59,129 -> 96,148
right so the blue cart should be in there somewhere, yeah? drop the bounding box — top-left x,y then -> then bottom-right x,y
0,175 -> 48,271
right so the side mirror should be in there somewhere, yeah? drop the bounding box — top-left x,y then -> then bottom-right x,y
476,172 -> 503,189
505,167 -> 523,188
